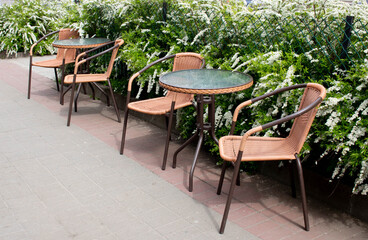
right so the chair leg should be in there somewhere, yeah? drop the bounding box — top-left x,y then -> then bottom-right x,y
295,154 -> 310,231
162,102 -> 175,170
120,92 -> 131,154
67,80 -> 77,126
165,114 -> 172,141
220,152 -> 243,234
60,61 -> 66,105
236,167 -> 241,186
107,79 -> 120,122
74,83 -> 82,112
82,83 -> 87,95
289,160 -> 297,198
28,57 -> 32,99
217,161 -> 228,195
54,68 -> 60,92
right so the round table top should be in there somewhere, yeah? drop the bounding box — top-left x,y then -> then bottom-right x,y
52,38 -> 111,49
159,69 -> 253,95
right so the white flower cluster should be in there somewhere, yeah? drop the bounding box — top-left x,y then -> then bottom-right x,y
216,110 -> 233,129
147,69 -> 157,93
135,81 -> 143,99
353,161 -> 368,195
349,99 -> 368,121
191,28 -> 209,46
346,126 -> 366,147
325,111 -> 341,132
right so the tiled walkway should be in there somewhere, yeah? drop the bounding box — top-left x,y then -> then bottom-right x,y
0,56 -> 367,239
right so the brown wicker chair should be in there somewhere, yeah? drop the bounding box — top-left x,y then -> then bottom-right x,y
63,39 -> 124,126
217,83 -> 326,234
120,53 -> 205,170
28,28 -> 80,99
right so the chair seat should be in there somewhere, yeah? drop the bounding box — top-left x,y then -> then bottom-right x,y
128,96 -> 193,115
219,135 -> 297,161
32,58 -> 75,68
64,73 -> 108,84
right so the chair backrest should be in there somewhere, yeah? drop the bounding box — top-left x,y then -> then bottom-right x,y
56,28 -> 80,61
172,52 -> 204,71
286,83 -> 326,153
105,39 -> 124,78
167,52 -> 204,101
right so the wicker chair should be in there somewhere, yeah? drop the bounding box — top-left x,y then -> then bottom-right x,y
28,28 -> 80,99
120,53 -> 205,170
63,39 -> 124,126
217,83 -> 326,234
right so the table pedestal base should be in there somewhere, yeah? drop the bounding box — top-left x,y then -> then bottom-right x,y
172,95 -> 218,192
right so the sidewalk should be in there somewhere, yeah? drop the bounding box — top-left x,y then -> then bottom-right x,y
0,56 -> 367,239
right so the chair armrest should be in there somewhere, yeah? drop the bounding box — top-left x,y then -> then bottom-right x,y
30,30 -> 60,56
73,52 -> 87,74
73,39 -> 123,75
238,95 -> 323,152
229,84 -> 309,134
127,54 -> 176,92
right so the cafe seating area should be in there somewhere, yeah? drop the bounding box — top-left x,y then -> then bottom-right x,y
9,28 -> 367,239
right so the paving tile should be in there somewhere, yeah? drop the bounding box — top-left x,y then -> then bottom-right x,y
245,219 -> 281,236
228,205 -> 257,221
235,212 -> 271,229
258,226 -> 294,240
0,182 -> 34,200
350,231 -> 368,240
138,206 -> 181,228
113,217 -> 156,239
0,231 -> 33,240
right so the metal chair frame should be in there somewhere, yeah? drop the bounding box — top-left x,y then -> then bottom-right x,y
28,29 -> 79,99
217,83 -> 326,234
64,39 -> 123,126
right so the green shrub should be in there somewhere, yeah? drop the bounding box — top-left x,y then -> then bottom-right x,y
0,0 -> 63,56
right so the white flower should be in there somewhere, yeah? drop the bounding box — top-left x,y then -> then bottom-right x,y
214,106 -> 223,128
223,111 -> 233,128
135,82 -> 143,99
350,99 -> 368,121
346,126 -> 366,146
190,28 -> 209,46
325,111 -> 341,131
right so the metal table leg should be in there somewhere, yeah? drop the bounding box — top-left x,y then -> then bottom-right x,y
172,94 -> 218,192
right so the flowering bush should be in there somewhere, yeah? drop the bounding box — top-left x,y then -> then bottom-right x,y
0,0 -> 79,56
1,0 -> 368,194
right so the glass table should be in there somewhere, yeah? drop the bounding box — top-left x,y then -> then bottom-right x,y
159,69 -> 253,192
53,38 -> 111,49
52,38 -> 112,105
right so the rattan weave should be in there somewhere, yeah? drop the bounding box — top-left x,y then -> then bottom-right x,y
159,81 -> 253,95
52,42 -> 107,49
127,53 -> 204,115
128,93 -> 193,115
32,29 -> 79,68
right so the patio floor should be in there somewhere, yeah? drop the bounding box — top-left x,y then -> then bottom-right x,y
0,55 -> 367,239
